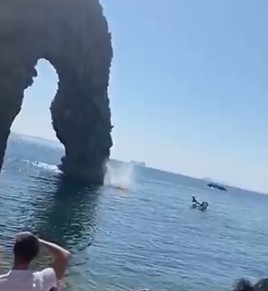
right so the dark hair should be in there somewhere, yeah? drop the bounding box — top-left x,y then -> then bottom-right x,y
254,278 -> 268,291
233,279 -> 254,291
233,278 -> 268,291
13,234 -> 39,263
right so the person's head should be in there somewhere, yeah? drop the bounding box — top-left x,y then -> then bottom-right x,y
233,279 -> 254,291
254,279 -> 268,291
233,278 -> 268,291
13,232 -> 39,265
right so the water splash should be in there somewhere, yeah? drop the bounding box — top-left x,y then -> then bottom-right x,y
22,160 -> 61,173
33,161 -> 61,172
104,162 -> 134,191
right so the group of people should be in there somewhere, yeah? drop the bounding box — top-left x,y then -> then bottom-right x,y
0,232 -> 71,290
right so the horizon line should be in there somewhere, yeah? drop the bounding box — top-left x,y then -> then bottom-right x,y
10,131 -> 267,196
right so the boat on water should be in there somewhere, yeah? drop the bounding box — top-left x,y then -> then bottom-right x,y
207,183 -> 227,191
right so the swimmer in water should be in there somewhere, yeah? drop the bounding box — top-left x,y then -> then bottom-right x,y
192,196 -> 201,205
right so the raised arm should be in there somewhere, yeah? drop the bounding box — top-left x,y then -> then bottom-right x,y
39,239 -> 71,280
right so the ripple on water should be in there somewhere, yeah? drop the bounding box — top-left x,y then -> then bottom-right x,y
1,138 -> 268,290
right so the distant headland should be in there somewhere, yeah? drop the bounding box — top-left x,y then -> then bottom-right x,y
130,161 -> 146,167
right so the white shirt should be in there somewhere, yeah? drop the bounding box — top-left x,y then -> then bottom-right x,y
0,268 -> 57,291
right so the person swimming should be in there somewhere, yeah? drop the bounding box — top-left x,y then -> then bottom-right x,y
192,196 -> 201,205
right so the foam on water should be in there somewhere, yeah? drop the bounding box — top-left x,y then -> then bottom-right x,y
23,160 -> 61,173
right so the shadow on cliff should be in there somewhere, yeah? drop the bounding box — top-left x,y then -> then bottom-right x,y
29,174 -> 101,253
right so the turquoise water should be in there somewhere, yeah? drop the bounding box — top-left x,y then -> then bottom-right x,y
0,134 -> 267,290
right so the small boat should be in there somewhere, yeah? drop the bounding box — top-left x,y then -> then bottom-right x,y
207,183 -> 227,191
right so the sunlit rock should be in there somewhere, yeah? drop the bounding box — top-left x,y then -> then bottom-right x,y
0,0 -> 113,185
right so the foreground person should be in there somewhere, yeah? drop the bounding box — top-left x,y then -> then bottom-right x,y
0,232 -> 71,290
233,278 -> 268,291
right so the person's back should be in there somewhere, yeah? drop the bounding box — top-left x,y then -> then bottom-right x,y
0,232 -> 71,291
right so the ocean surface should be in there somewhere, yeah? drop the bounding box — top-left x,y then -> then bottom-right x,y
0,134 -> 267,290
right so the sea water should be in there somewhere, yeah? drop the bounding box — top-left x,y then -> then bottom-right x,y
0,134 -> 267,290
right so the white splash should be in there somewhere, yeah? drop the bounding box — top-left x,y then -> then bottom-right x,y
104,162 -> 134,191
31,161 -> 61,173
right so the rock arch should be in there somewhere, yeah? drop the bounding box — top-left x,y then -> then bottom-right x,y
0,0 -> 113,185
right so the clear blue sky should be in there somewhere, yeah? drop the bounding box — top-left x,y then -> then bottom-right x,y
12,0 -> 268,193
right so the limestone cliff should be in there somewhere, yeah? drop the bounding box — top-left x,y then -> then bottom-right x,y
0,0 -> 113,185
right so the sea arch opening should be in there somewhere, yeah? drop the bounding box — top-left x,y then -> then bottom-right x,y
11,59 -> 59,142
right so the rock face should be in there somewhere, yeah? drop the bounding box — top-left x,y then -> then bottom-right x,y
0,0 -> 113,185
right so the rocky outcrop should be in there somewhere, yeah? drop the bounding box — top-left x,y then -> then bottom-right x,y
0,0 -> 113,185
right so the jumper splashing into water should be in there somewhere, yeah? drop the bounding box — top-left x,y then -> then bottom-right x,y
104,162 -> 135,191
